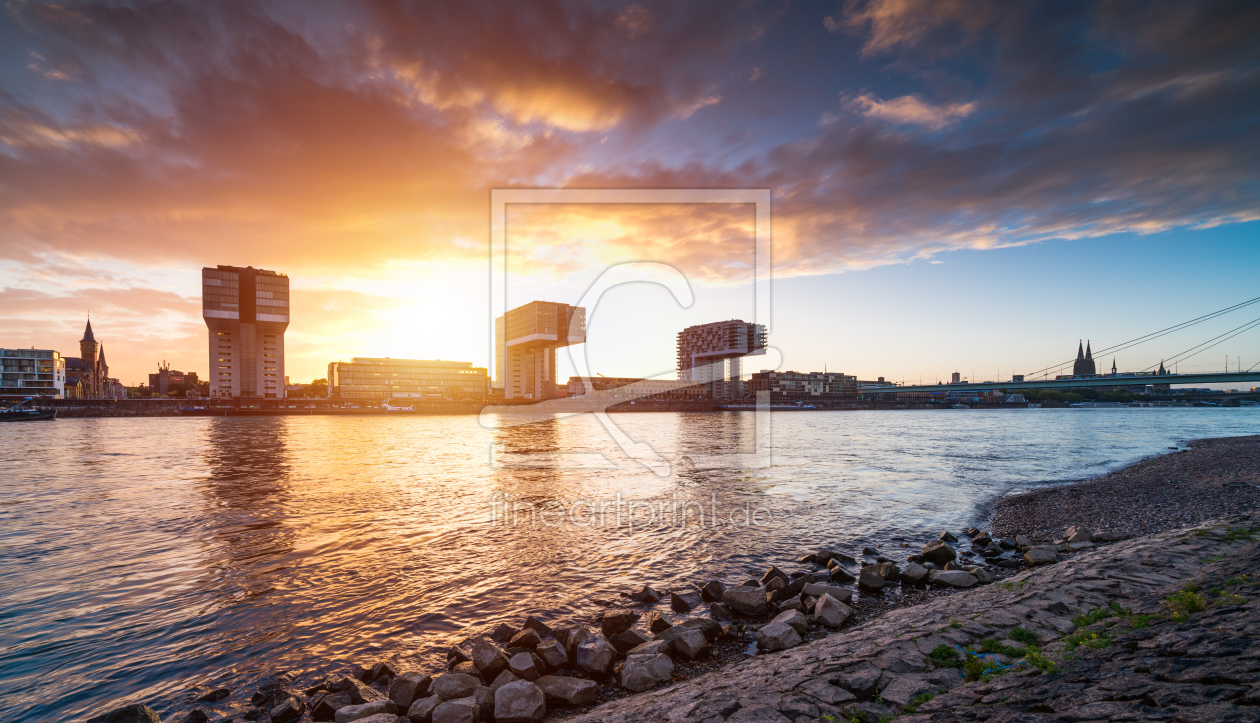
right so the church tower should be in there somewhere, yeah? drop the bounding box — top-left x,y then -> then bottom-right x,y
80,319 -> 101,397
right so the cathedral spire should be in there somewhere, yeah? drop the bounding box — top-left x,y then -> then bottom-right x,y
1076,340 -> 1084,360
1085,340 -> 1093,360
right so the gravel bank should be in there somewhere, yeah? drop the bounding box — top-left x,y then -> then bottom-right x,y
992,434 -> 1260,542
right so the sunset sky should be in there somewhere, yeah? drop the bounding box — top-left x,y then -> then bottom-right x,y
1,0 -> 1258,386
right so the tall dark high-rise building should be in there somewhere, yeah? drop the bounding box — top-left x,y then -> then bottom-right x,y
1072,340 -> 1097,376
202,265 -> 289,398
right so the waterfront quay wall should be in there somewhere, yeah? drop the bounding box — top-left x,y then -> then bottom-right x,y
29,398 -> 720,417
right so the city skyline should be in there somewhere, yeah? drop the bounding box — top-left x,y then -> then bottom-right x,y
1,1 -> 1258,386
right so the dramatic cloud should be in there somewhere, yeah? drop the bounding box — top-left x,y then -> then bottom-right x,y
0,0 -> 1257,380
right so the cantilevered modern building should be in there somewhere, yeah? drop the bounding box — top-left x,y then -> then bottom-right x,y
202,265 -> 289,398
676,319 -> 767,399
494,301 -> 586,400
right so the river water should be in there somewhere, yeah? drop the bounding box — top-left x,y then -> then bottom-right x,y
2,408 -> 1257,721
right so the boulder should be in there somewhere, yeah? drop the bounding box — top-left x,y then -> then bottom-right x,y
1024,548 -> 1057,565
366,662 -> 396,685
491,623 -> 519,645
930,570 -> 978,588
534,639 -> 567,670
700,580 -> 726,602
494,680 -> 546,723
939,531 -> 958,542
673,628 -> 711,659
862,547 -> 879,556
963,566 -> 994,583
972,531 -> 993,546
800,582 -> 852,603
646,610 -> 673,633
709,602 -> 734,619
770,609 -> 809,635
627,639 -> 670,657
451,661 -> 483,680
406,694 -> 442,723
1065,540 -> 1095,552
389,672 -> 430,710
759,565 -> 790,587
610,628 -> 651,653
617,653 -> 674,692
859,567 -> 885,591
797,553 -> 818,564
1064,525 -> 1093,543
508,651 -> 539,681
270,697 -> 305,723
901,561 -> 929,585
575,636 -> 615,675
490,670 -> 521,691
814,593 -> 854,628
181,711 -> 210,723
509,628 -> 542,650
722,586 -> 769,617
471,638 -> 510,680
921,540 -> 957,565
670,591 -> 702,613
628,584 -> 662,604
535,676 -> 597,706
523,616 -> 553,638
777,596 -> 804,613
87,705 -> 162,723
1014,534 -> 1033,550
431,696 -> 480,723
331,677 -> 381,705
473,687 -> 494,718
600,609 -> 641,637
875,561 -> 900,581
764,576 -> 787,594
829,566 -> 856,583
196,688 -> 231,703
756,620 -> 803,651
558,627 -> 592,656
431,673 -> 481,701
334,700 -> 398,723
312,691 -> 354,720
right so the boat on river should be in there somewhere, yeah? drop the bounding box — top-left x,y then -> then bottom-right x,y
0,398 -> 56,421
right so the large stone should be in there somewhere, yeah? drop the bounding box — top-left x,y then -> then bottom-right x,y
814,592 -> 854,628
939,531 -> 958,542
800,582 -> 853,603
874,561 -> 900,581
472,687 -> 494,718
1014,534 -> 1033,550
86,705 -> 162,723
471,638 -> 510,680
1024,548 -> 1057,566
270,696 -> 305,723
930,569 -> 979,588
508,651 -> 540,681
312,691 -> 354,720
628,584 -> 662,603
610,628 -> 651,653
723,586 -> 769,617
829,566 -> 857,583
490,623 -> 518,645
334,700 -> 398,723
858,567 -> 885,591
964,566 -> 994,583
535,675 -> 598,706
600,609 -> 641,637
972,531 -> 993,546
494,680 -> 546,723
901,561 -> 930,585
759,565 -> 790,587
628,639 -> 670,657
508,628 -> 542,650
450,661 -> 483,680
670,591 -> 702,613
522,616 -> 553,638
406,694 -> 442,723
534,639 -> 568,670
646,610 -> 673,633
921,540 -> 957,565
710,602 -> 734,619
756,620 -> 803,651
389,672 -> 431,710
1064,525 -> 1093,543
654,617 -> 722,647
770,608 -> 809,635
431,696 -> 480,723
558,627 -> 592,656
575,636 -> 615,675
618,653 -> 674,692
700,579 -> 726,602
673,628 -> 711,659
489,670 -> 521,691
431,673 -> 481,701
331,677 -> 382,705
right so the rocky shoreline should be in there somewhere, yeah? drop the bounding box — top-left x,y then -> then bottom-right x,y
86,436 -> 1260,723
